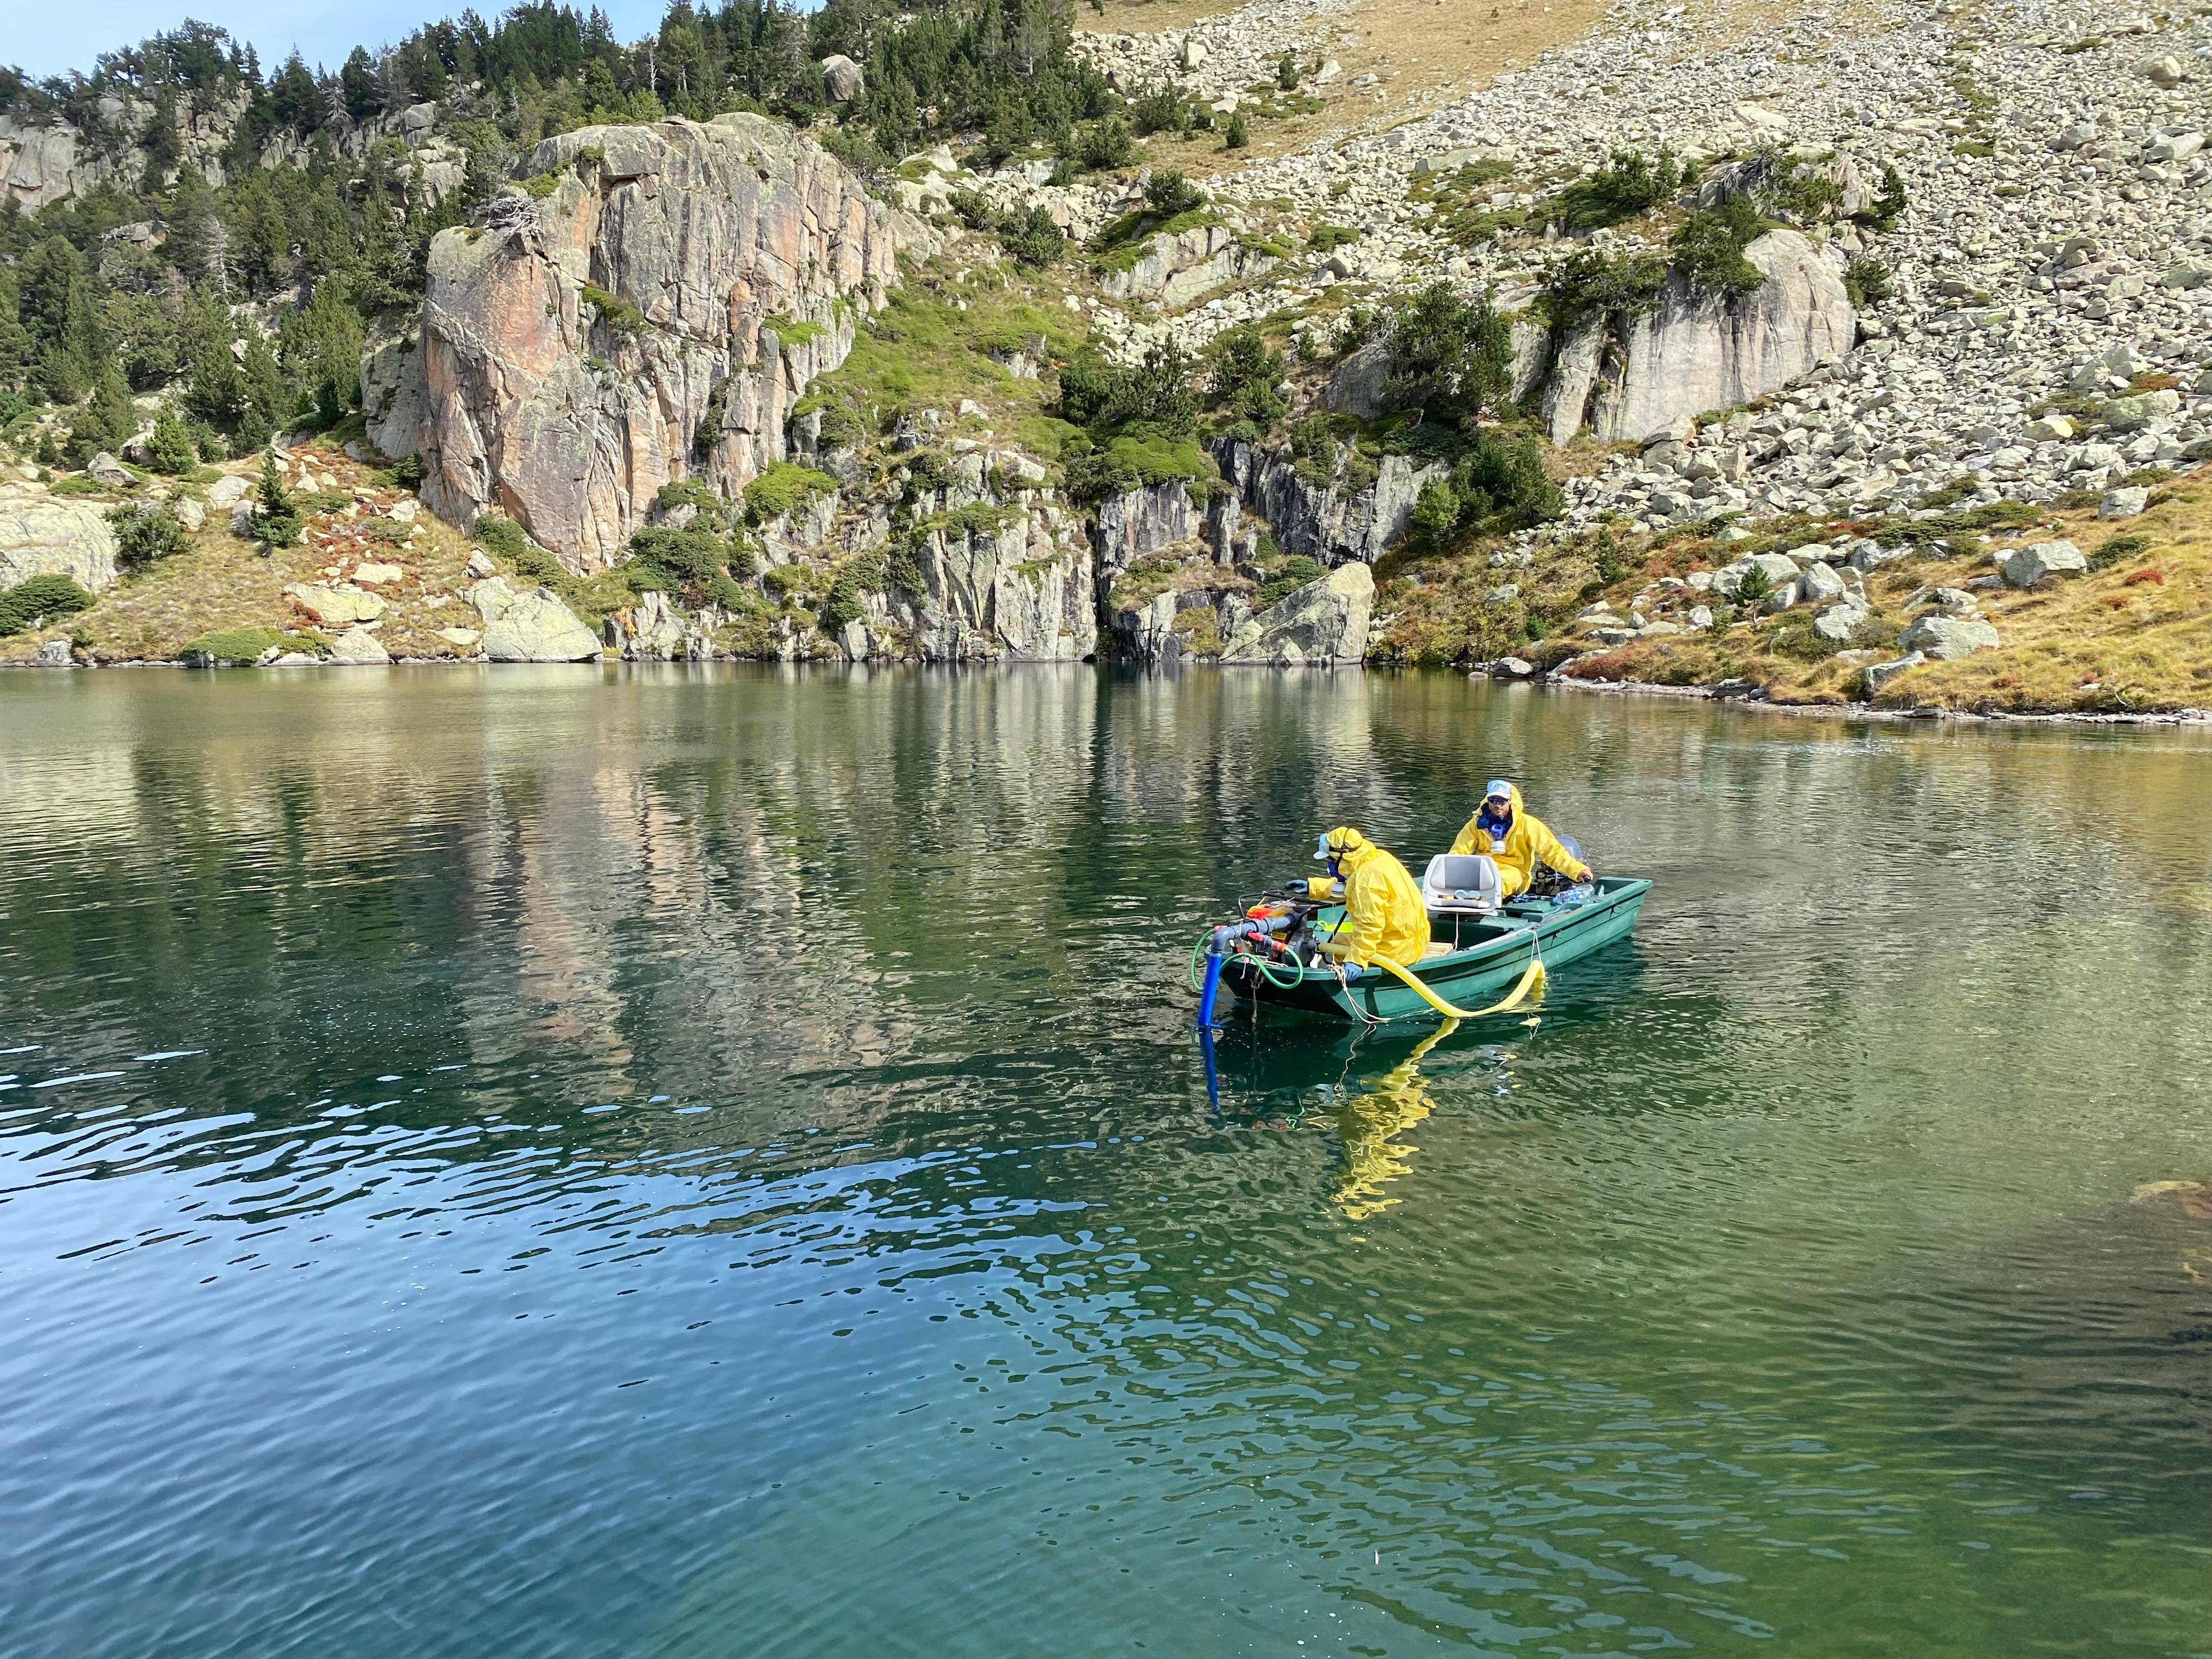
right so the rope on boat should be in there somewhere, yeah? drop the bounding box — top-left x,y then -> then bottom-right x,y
1369,951 -> 1547,1021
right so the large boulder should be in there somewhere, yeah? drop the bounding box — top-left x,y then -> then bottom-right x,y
1222,562 -> 1373,664
1549,230 -> 1857,445
820,54 -> 865,103
1898,613 -> 2000,659
284,583 -> 387,624
326,626 -> 391,664
469,575 -> 602,661
911,506 -> 1096,661
1096,219 -> 1278,309
1092,481 -> 1199,579
0,117 -> 93,212
405,115 -> 921,573
0,492 -> 120,591
2002,539 -> 2087,586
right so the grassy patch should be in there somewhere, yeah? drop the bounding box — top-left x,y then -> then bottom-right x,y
178,625 -> 285,663
798,262 -> 1087,465
742,462 -> 838,522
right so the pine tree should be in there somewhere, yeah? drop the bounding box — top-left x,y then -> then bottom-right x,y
148,403 -> 198,473
1224,111 -> 1248,150
69,365 -> 136,466
255,454 -> 302,547
19,237 -> 104,402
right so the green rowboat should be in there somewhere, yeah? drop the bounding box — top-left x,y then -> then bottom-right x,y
1217,877 -> 1651,1023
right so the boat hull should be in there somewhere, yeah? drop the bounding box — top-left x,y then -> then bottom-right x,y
1218,877 -> 1650,1023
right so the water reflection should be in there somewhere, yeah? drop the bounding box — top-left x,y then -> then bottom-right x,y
4,666 -> 2212,1659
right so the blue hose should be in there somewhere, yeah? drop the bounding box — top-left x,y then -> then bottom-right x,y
1195,950 -> 1224,1029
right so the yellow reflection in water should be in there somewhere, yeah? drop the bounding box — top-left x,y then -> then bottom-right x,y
1329,1019 -> 1460,1221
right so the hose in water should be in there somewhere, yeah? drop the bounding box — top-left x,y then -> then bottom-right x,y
1366,952 -> 1547,1020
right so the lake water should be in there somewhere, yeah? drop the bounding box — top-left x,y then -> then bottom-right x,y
3,665 -> 2210,1659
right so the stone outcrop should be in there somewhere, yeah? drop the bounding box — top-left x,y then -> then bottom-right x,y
907,508 -> 1096,661
399,114 -> 919,573
1221,563 -> 1374,664
1212,438 -> 1443,565
1091,481 -> 1200,582
0,492 -> 121,591
1097,221 -> 1278,310
1543,230 -> 1857,445
361,318 -> 431,462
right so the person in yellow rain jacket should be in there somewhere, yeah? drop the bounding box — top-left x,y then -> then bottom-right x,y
1304,826 -> 1430,976
1449,780 -> 1593,899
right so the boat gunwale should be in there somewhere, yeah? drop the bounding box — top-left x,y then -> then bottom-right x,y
1219,877 -> 1651,995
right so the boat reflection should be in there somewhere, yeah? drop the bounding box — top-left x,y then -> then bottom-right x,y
1200,1011 -> 1537,1218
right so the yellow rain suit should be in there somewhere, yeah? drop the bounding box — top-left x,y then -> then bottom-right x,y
1308,827 -> 1430,969
1448,783 -> 1590,899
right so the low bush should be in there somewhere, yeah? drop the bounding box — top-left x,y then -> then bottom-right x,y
1553,150 -> 1681,232
179,625 -> 284,663
1843,257 -> 1893,308
0,573 -> 96,636
108,504 -> 191,568
1145,169 -> 1206,218
1671,196 -> 1767,295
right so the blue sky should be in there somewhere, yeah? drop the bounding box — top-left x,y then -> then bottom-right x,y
10,1 -> 679,80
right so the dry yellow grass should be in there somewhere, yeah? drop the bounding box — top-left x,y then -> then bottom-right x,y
1,441 -> 487,666
1566,483 -> 2212,716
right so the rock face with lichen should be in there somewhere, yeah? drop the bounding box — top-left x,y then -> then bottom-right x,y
391,114 -> 920,573
0,490 -> 120,591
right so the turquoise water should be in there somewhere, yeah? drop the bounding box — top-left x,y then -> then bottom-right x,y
3,665 -> 2210,1658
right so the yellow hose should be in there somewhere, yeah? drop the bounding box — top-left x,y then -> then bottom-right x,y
1364,952 -> 1546,1019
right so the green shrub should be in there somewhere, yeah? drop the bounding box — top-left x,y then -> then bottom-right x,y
2090,532 -> 2154,570
996,204 -> 1067,268
1542,247 -> 1668,329
1063,434 -> 1213,500
906,451 -> 953,493
1209,325 -> 1286,435
1857,163 -> 1907,231
1385,283 -> 1514,431
1735,563 -> 1774,605
1309,223 -> 1358,253
1127,83 -> 1189,137
1408,478 -> 1460,551
582,283 -> 646,339
628,526 -> 757,596
1671,197 -> 1767,295
1277,53 -> 1301,91
1843,257 -> 1893,308
1553,150 -> 1680,232
820,553 -> 883,632
1065,116 -> 1133,171
1224,112 -> 1248,151
1145,168 -> 1206,217
946,187 -> 995,229
0,573 -> 96,636
472,513 -> 531,562
179,625 -> 284,663
109,504 -> 191,568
